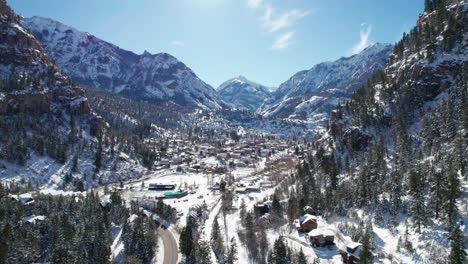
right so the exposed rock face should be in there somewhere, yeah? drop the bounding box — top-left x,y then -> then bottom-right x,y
0,0 -> 88,115
22,17 -> 227,110
326,0 -> 467,150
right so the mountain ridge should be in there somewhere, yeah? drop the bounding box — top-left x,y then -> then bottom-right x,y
22,16 -> 227,110
259,43 -> 393,128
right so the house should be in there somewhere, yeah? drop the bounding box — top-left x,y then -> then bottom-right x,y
306,229 -> 335,247
339,242 -> 362,264
260,149 -> 271,157
303,206 -> 316,215
236,188 -> 247,194
100,194 -> 111,208
148,184 -> 176,191
209,183 -> 221,190
259,180 -> 275,188
23,215 -> 46,225
159,159 -> 170,167
11,193 -> 34,205
171,157 -> 183,165
254,203 -> 270,217
296,214 -> 318,232
236,161 -> 248,168
192,164 -> 201,173
162,191 -> 188,199
245,186 -> 261,193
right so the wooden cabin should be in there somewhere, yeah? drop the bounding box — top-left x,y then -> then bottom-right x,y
296,214 -> 318,232
307,229 -> 335,247
340,242 -> 361,264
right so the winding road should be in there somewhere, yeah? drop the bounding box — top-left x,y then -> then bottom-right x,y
158,227 -> 179,264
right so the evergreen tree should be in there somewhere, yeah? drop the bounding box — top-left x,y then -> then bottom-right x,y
296,248 -> 308,264
258,227 -> 269,264
194,239 -> 211,264
448,226 -> 467,264
226,238 -> 238,264
271,193 -> 283,219
240,199 -> 246,224
444,164 -> 461,230
270,236 -> 288,264
244,212 -> 258,260
425,0 -> 434,13
211,217 -> 224,259
179,223 -> 194,263
409,170 -> 429,233
358,227 -> 373,264
429,168 -> 445,219
94,140 -> 103,172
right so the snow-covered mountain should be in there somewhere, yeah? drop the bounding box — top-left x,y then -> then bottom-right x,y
260,43 -> 393,125
0,5 -> 88,116
217,76 -> 271,111
21,16 -> 227,110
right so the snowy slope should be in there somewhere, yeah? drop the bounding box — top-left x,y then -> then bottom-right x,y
22,16 -> 227,110
260,43 -> 393,124
0,3 -> 151,190
217,75 -> 272,111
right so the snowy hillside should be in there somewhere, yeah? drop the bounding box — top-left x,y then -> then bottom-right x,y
22,16 -> 227,110
0,4 -> 155,190
298,0 -> 468,263
217,75 -> 272,112
260,43 -> 393,126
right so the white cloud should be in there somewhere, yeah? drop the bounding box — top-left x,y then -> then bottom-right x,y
171,40 -> 185,47
247,0 -> 263,9
350,25 -> 372,55
248,1 -> 310,50
262,5 -> 310,33
272,31 -> 295,50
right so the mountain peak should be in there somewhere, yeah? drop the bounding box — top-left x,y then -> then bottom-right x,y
362,42 -> 393,53
217,76 -> 271,112
260,43 -> 393,121
22,17 -> 226,110
235,75 -> 248,82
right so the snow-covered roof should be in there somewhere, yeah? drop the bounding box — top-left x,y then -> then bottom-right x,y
10,193 -> 34,204
308,228 -> 334,237
347,242 -> 362,249
23,215 -> 46,224
346,242 -> 362,257
128,214 -> 138,223
300,214 -> 318,224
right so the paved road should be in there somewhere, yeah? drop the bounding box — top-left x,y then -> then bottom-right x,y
158,227 -> 178,264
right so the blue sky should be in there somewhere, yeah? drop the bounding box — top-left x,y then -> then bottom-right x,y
8,0 -> 423,88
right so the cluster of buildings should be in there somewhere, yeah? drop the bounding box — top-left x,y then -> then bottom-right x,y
150,136 -> 293,174
293,210 -> 365,264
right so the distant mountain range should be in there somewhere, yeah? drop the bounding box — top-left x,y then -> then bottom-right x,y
21,16 -> 393,128
217,76 -> 272,112
22,16 -> 227,110
259,43 -> 393,126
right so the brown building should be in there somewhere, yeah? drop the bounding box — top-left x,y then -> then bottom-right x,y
339,242 -> 362,264
295,214 -> 318,232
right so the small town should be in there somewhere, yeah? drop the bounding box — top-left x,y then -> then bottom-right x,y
0,0 -> 466,263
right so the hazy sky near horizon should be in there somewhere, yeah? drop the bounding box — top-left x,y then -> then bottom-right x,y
8,0 -> 423,88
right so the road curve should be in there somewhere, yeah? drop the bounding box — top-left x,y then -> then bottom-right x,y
158,227 -> 178,264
